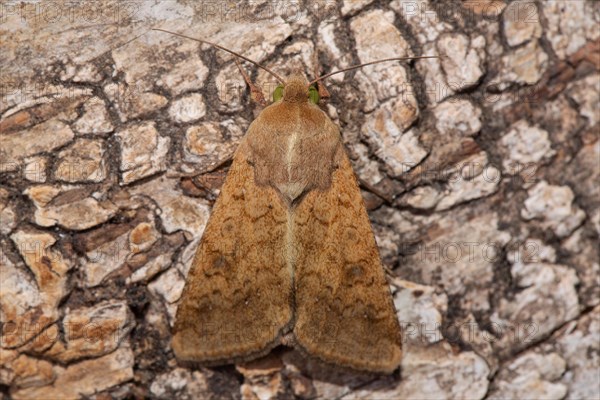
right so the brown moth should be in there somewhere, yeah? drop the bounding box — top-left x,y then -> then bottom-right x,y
162,30 -> 433,374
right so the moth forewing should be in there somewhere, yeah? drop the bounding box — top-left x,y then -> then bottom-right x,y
171,136 -> 293,365
292,148 -> 402,374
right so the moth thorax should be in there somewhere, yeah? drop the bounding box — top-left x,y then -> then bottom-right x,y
283,76 -> 309,103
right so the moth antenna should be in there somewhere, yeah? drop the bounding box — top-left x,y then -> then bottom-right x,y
112,28 -> 154,52
75,25 -> 150,66
152,28 -> 285,84
309,56 -> 438,85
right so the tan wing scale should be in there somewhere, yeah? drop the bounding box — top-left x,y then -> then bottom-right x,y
292,147 -> 402,374
172,140 -> 292,365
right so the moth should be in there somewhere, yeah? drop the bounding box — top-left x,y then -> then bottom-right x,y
160,29 -> 434,374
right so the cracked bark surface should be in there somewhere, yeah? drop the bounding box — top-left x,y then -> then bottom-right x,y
1,1 -> 598,399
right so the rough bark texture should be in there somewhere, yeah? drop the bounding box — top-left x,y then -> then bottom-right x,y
1,1 -> 598,399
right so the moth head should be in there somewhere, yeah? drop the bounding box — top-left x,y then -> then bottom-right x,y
273,74 -> 320,105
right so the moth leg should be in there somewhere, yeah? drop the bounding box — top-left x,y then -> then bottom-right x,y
166,154 -> 234,179
311,51 -> 330,102
357,177 -> 393,205
235,58 -> 267,106
382,264 -> 396,279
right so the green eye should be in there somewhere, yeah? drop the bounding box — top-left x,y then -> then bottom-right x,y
273,85 -> 284,102
308,85 -> 320,104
